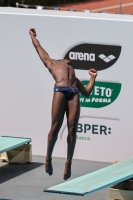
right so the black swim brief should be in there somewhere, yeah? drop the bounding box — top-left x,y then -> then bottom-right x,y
54,86 -> 79,99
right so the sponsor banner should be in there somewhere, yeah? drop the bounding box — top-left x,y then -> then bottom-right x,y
80,81 -> 122,108
64,43 -> 122,71
1,10 -> 133,162
59,116 -> 120,161
60,116 -> 116,142
60,115 -> 120,142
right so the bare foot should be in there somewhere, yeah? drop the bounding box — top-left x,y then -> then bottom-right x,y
63,162 -> 71,180
45,159 -> 53,176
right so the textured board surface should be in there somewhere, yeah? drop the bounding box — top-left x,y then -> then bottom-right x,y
44,157 -> 133,196
0,136 -> 31,154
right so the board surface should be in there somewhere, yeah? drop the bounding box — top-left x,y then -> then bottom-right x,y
0,136 -> 31,154
44,157 -> 133,196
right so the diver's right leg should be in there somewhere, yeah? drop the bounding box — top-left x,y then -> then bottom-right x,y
45,92 -> 67,175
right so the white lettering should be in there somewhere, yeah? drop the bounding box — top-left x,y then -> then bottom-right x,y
80,98 -> 84,102
90,53 -> 95,61
78,53 -> 83,60
69,52 -> 75,60
75,52 -> 79,60
100,87 -> 106,96
99,98 -> 102,102
84,53 -> 89,61
69,52 -> 95,61
95,98 -> 99,102
91,98 -> 111,103
85,99 -> 91,102
92,98 -> 95,102
106,88 -> 112,97
95,86 -> 99,95
103,99 -> 108,102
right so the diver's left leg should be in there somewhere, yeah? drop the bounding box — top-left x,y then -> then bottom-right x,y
64,93 -> 80,180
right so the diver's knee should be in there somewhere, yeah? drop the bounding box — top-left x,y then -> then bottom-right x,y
49,122 -> 62,136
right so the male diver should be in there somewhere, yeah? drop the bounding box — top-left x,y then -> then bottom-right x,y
29,28 -> 97,180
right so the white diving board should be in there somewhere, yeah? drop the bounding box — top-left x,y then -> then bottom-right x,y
0,136 -> 31,154
44,157 -> 133,196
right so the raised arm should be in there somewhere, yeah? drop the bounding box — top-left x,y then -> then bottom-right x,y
76,68 -> 97,97
29,28 -> 53,69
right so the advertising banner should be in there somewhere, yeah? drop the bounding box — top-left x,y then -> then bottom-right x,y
0,8 -> 133,162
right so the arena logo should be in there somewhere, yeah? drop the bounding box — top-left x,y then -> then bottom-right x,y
64,43 -> 121,71
69,52 -> 95,61
80,81 -> 121,108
